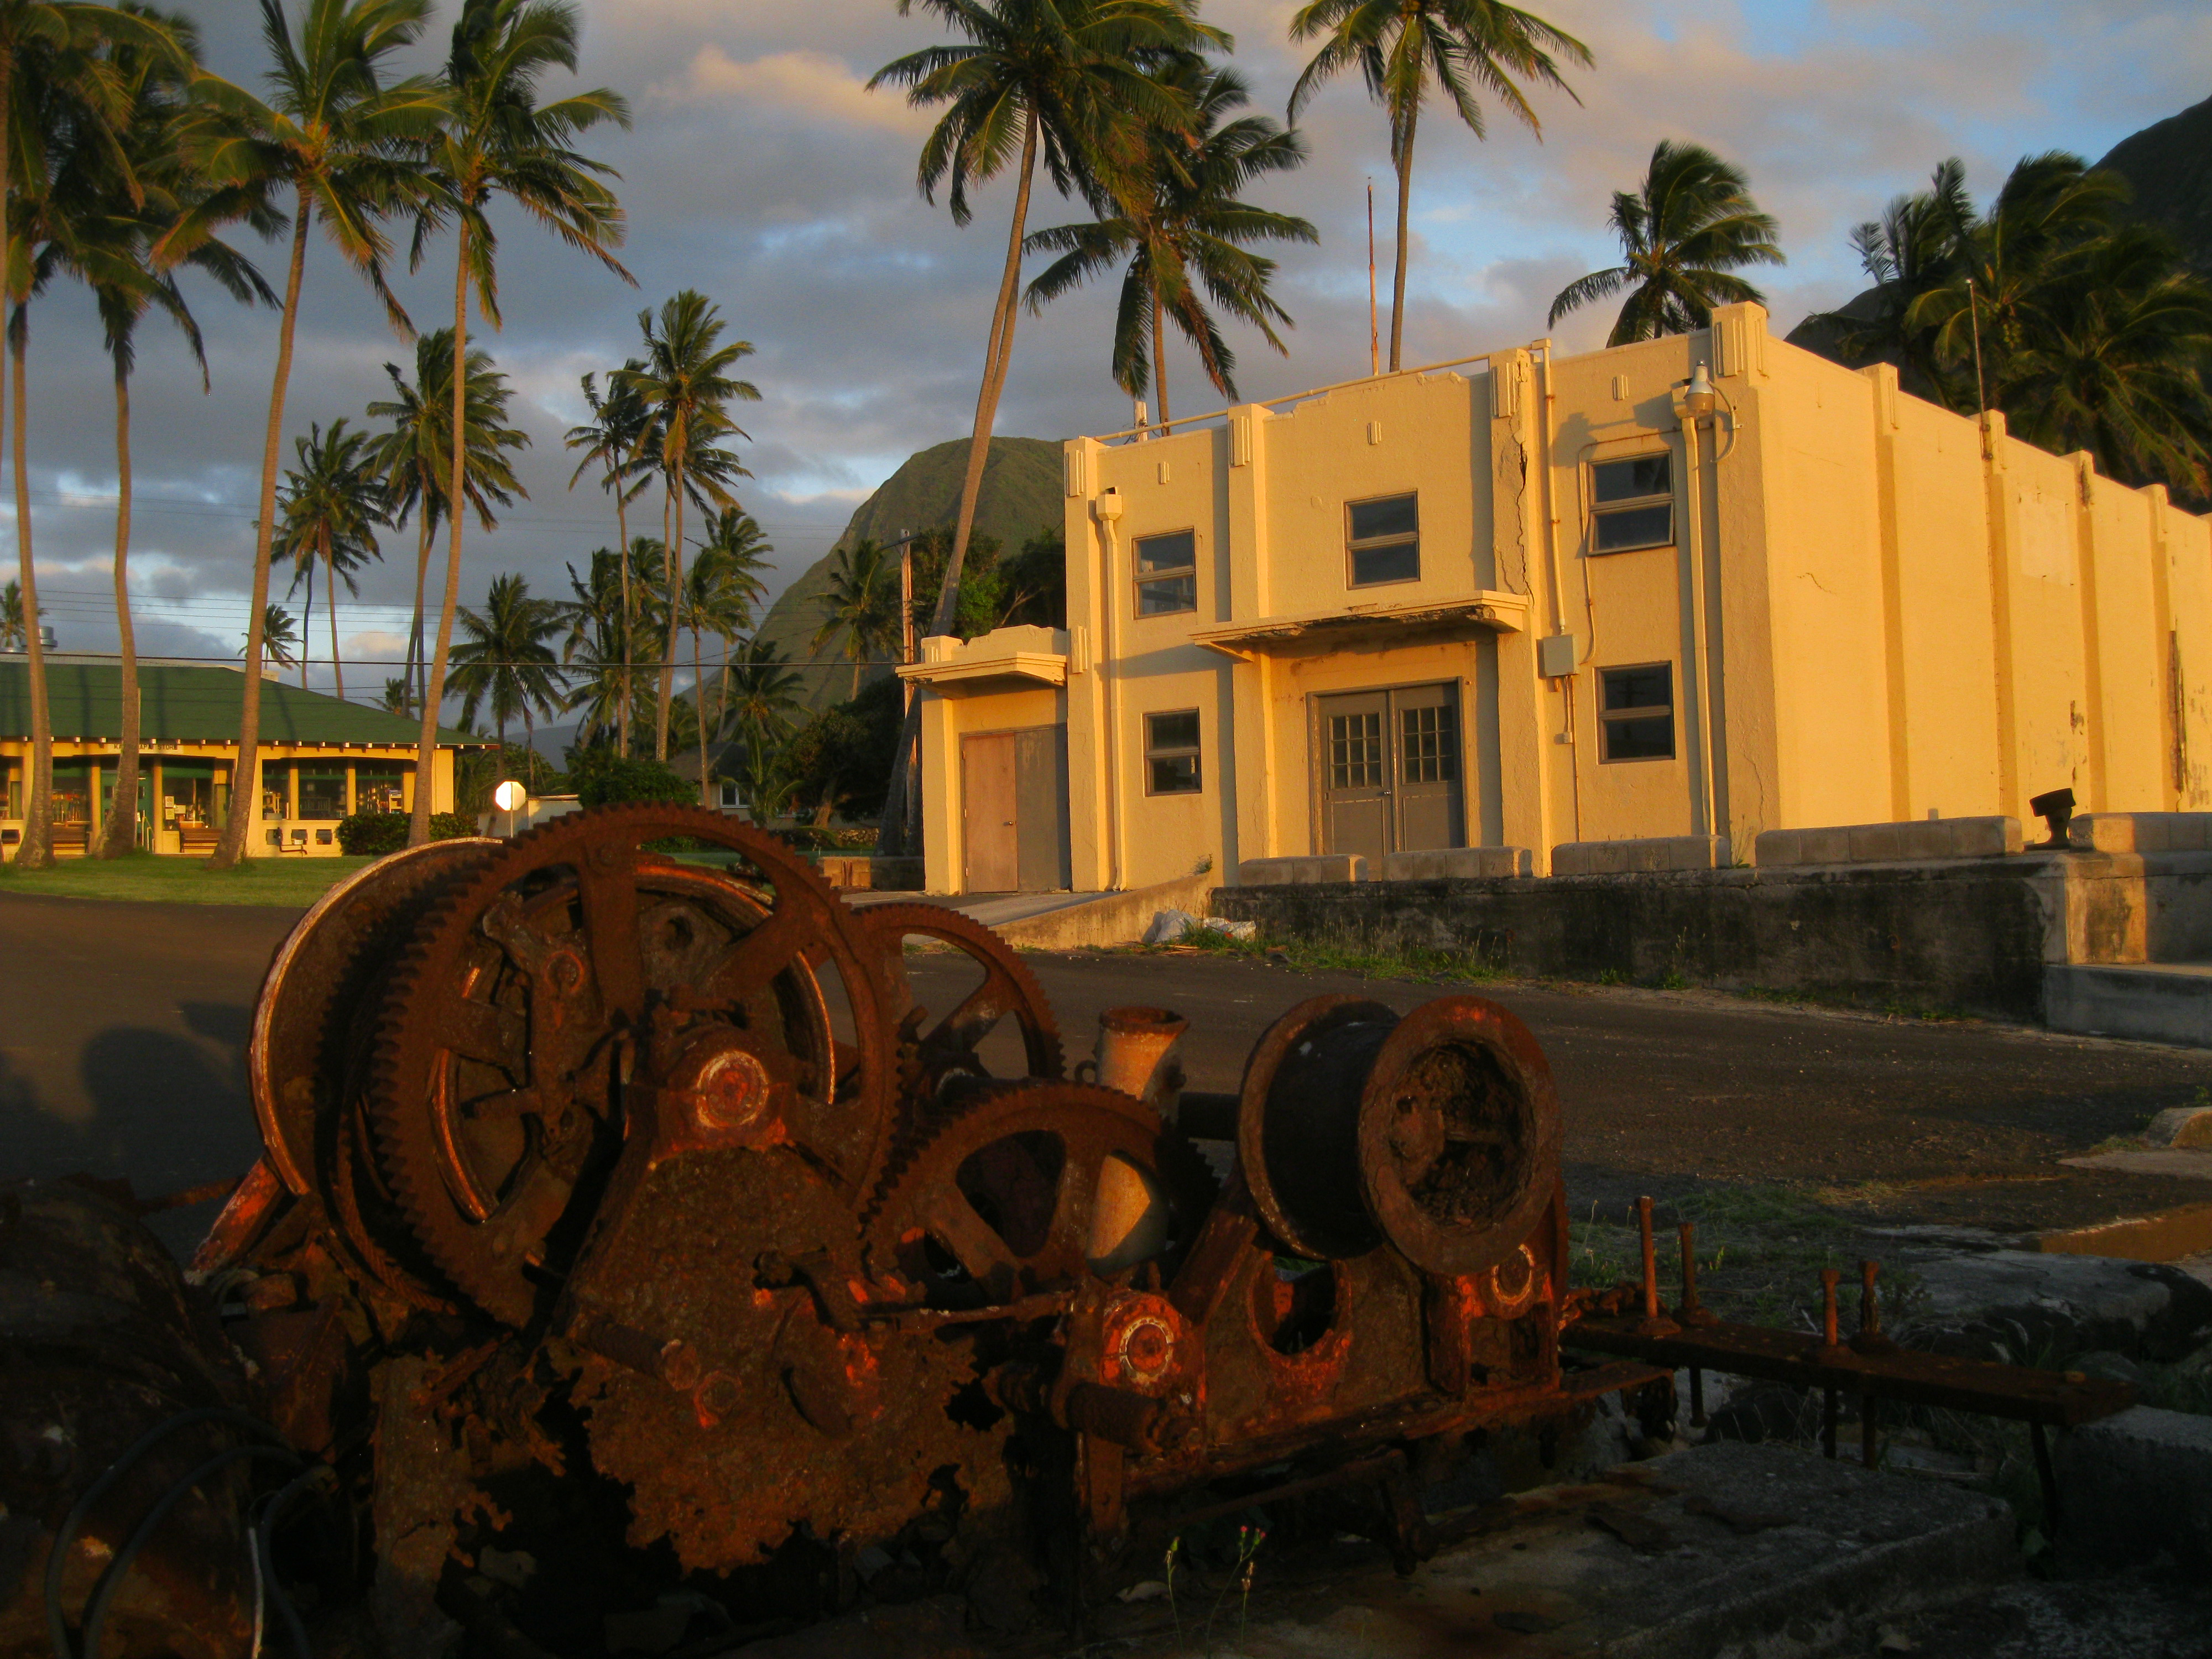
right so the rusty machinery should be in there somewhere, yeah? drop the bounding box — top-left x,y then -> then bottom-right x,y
5,806 -> 2136,1656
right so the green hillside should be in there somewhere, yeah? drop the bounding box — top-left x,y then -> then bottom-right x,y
757,436 -> 1066,714
2098,92 -> 2212,275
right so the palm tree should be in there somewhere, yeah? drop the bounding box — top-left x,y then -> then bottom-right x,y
1291,0 -> 1588,373
690,505 -> 770,738
562,361 -> 649,753
1,577 -> 26,649
408,0 -> 629,849
275,416 -> 385,698
447,570 -> 563,749
378,675 -> 407,713
66,9 -> 276,858
1999,222 -> 2212,496
557,543 -> 634,749
3,4 -> 189,869
813,538 -> 898,702
868,0 -> 1224,854
1810,159 -> 1974,402
366,326 -> 526,714
1548,140 -> 1784,345
1025,59 -> 1315,426
617,290 -> 756,761
248,602 -> 300,670
723,633 -> 802,820
1903,152 -> 2133,413
170,0 -> 445,868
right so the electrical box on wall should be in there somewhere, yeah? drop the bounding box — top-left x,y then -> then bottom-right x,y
1538,634 -> 1579,678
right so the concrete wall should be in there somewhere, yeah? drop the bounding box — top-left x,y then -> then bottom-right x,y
1214,861 -> 2062,1018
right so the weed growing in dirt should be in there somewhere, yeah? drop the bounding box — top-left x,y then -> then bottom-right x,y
1144,925 -> 1511,986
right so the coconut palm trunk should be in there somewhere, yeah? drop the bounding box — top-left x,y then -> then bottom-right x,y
0,39 -> 48,869
614,482 -> 630,757
7,300 -> 51,868
407,513 -> 431,716
881,109 -> 1039,857
215,192 -> 312,868
1151,277 -> 1170,427
693,607 -> 709,807
325,536 -> 344,701
411,223 -> 472,847
98,351 -> 140,858
655,478 -> 676,759
1389,100 -> 1416,372
299,546 -> 315,688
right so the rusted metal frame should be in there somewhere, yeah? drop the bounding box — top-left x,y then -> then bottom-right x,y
1563,1316 -> 2133,1427
1122,1360 -> 1668,1500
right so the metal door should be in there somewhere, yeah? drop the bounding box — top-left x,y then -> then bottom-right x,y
1314,683 -> 1464,861
1393,683 -> 1464,852
1014,726 -> 1072,892
962,732 -> 1020,892
1316,691 -> 1391,867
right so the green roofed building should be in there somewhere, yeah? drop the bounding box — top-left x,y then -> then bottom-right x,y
1,656 -> 484,860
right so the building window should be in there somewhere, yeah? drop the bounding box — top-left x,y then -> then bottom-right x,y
1328,709 -> 1385,788
1134,529 -> 1197,615
1401,701 -> 1459,784
1590,453 -> 1674,554
1346,493 -> 1419,586
1599,664 -> 1674,761
1145,709 -> 1203,794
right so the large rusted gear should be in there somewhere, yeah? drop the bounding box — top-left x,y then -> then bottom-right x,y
251,837 -> 499,1198
366,806 -> 895,1326
861,902 -> 1064,1097
866,1080 -> 1215,1306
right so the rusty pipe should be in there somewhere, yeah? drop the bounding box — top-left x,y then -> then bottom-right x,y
1094,1006 -> 1188,1120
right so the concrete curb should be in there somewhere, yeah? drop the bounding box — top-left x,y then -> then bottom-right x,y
991,869 -> 1218,951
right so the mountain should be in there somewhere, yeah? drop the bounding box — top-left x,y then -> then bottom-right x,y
2098,92 -> 2212,275
755,436 -> 1066,715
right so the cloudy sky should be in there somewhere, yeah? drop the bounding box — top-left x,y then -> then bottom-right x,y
14,0 -> 2207,700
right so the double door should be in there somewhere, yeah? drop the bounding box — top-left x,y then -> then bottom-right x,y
1314,682 -> 1464,868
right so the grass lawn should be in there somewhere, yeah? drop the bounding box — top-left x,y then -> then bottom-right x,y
0,851 -> 372,907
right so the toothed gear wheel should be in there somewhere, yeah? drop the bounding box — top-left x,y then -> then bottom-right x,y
862,902 -> 1065,1099
366,806 -> 895,1327
249,837 -> 498,1308
864,1080 -> 1217,1306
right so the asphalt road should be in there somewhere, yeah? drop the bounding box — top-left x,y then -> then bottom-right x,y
5,894 -> 2210,1247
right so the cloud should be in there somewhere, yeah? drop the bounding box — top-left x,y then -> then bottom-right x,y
9,0 -> 2199,688
655,45 -> 925,136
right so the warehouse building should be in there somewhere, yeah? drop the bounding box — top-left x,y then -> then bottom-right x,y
901,301 -> 2212,893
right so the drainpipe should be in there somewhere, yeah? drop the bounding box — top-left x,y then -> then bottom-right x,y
1095,488 -> 1126,890
1673,363 -> 1720,840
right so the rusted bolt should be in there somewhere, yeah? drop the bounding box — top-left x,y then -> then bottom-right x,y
659,1339 -> 701,1393
692,1048 -> 771,1130
1115,1314 -> 1175,1388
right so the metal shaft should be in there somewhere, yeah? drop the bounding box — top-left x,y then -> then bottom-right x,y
1638,1197 -> 1659,1322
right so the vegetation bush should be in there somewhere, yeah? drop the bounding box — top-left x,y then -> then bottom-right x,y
567,751 -> 695,808
787,677 -> 901,825
336,811 -> 476,855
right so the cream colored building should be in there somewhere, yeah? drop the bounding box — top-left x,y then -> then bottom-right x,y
901,303 -> 2212,895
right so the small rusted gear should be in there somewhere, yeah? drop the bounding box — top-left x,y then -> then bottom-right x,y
861,902 -> 1065,1095
864,1080 -> 1216,1306
366,806 -> 895,1327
